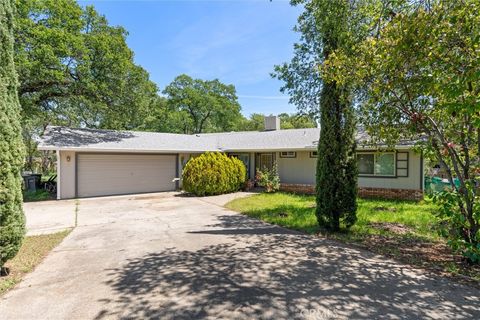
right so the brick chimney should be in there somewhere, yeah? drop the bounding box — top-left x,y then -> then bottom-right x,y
264,115 -> 280,131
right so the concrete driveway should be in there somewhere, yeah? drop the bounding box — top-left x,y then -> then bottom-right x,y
1,193 -> 480,319
24,199 -> 76,236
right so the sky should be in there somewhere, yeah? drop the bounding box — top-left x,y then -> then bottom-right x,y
78,0 -> 302,117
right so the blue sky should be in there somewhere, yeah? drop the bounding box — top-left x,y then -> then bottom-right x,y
78,0 -> 302,116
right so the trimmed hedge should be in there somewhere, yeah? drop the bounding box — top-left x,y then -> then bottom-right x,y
182,152 -> 246,196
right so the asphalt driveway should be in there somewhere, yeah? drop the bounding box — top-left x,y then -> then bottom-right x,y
1,193 -> 480,319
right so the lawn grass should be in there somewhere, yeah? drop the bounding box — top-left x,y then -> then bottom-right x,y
226,192 -> 480,283
226,192 -> 438,236
0,230 -> 71,296
23,189 -> 53,202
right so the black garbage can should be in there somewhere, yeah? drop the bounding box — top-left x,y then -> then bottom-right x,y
22,174 -> 42,192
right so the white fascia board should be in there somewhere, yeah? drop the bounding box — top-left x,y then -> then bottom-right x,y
38,145 -> 414,153
357,145 -> 413,151
221,147 -> 316,152
223,146 -> 413,152
37,146 -> 219,153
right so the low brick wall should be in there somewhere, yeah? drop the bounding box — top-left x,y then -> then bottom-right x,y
280,183 -> 315,194
280,184 -> 423,201
358,187 -> 423,201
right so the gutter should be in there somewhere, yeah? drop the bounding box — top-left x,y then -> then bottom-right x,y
39,144 -> 415,154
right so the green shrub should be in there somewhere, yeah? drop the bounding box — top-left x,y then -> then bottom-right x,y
1,0 -> 26,268
433,184 -> 480,263
255,163 -> 280,193
182,152 -> 246,196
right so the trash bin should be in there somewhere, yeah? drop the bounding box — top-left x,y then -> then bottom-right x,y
22,174 -> 42,192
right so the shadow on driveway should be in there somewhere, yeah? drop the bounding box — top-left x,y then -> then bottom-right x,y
96,215 -> 480,319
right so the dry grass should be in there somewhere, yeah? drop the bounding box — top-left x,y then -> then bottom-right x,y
0,230 -> 71,295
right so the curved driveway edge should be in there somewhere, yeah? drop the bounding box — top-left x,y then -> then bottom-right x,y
2,193 -> 480,319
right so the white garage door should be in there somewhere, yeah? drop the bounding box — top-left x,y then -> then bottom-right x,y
77,154 -> 177,198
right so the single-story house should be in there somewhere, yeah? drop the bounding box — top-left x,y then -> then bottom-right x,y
38,116 -> 424,201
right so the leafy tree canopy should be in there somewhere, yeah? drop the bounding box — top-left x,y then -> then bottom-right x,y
15,0 -> 159,130
162,74 -> 242,134
324,0 -> 480,261
235,112 -> 317,131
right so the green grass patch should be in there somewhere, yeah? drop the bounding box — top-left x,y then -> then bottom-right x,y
226,192 -> 480,284
226,193 -> 438,238
0,230 -> 71,295
23,189 -> 53,202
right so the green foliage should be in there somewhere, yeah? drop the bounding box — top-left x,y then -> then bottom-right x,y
16,0 -> 160,129
236,113 -> 317,131
182,152 -> 246,196
163,74 -> 242,134
234,113 -> 266,132
277,0 -> 362,230
278,112 -> 316,129
316,82 -> 357,231
255,164 -> 280,193
273,0 -> 378,117
433,183 -> 480,263
324,0 -> 480,261
0,0 -> 26,268
23,189 -> 51,202
15,0 -> 160,162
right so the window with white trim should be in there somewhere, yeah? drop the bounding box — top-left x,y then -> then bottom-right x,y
280,151 -> 296,158
310,151 -> 318,158
357,152 -> 395,176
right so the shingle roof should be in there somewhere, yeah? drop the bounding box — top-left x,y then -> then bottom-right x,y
38,126 -> 416,153
38,127 -> 219,153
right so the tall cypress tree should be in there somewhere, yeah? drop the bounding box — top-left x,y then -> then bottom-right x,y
316,83 -> 357,231
0,0 -> 26,270
314,1 -> 357,231
274,0 -> 361,231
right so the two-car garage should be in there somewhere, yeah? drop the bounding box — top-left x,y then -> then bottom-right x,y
60,153 -> 178,198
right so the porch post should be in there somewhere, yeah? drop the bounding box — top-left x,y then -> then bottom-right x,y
56,150 -> 61,200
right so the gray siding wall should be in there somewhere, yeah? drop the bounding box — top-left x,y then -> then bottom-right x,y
277,151 -> 316,185
59,149 -> 422,199
277,150 -> 422,190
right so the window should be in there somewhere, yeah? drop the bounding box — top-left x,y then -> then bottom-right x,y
310,151 -> 318,158
256,153 -> 275,171
396,152 -> 409,177
358,154 -> 374,174
280,151 -> 296,158
375,153 -> 395,175
357,152 -> 395,176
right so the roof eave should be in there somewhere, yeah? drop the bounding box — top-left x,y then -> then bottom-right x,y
37,146 -> 218,153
